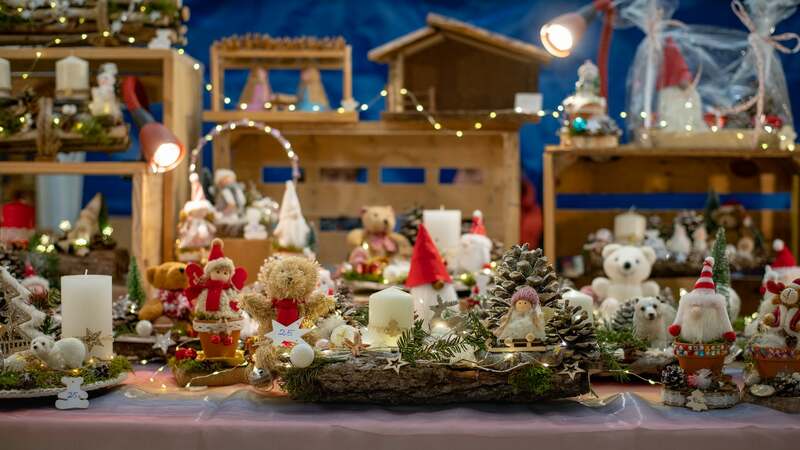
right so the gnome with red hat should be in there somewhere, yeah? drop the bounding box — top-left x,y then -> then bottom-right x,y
406,224 -> 457,328
770,239 -> 800,283
669,257 -> 736,343
455,210 -> 493,274
0,199 -> 35,247
656,37 -> 707,133
21,260 -> 49,296
186,238 -> 247,322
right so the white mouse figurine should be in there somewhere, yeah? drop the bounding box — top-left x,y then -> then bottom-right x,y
31,335 -> 87,370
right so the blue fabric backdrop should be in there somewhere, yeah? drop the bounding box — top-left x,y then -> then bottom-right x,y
89,0 -> 800,215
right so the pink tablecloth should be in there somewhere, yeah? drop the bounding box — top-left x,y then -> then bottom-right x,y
1,365 -> 799,450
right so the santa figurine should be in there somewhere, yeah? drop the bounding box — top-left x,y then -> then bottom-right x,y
213,169 -> 247,223
21,261 -> 49,296
455,210 -> 493,274
406,224 -> 457,328
668,257 -> 736,343
0,198 -> 35,247
656,37 -> 707,133
273,181 -> 312,253
493,286 -> 546,342
177,173 -> 217,260
771,239 -> 800,283
185,239 -> 247,322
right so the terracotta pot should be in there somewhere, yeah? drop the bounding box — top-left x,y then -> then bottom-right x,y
673,341 -> 730,374
193,318 -> 243,359
751,345 -> 800,378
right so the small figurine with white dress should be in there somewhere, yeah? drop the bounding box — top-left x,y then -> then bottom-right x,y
493,286 -> 546,342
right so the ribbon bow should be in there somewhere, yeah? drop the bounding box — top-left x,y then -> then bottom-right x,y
366,233 -> 398,254
184,262 -> 247,312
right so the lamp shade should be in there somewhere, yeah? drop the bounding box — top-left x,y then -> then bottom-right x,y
540,12 -> 587,58
140,122 -> 184,173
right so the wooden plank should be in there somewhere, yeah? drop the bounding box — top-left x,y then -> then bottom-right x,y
0,161 -> 147,175
542,151 -> 556,263
342,45 -> 352,103
202,110 -> 358,123
132,171 -> 163,289
217,49 -> 347,60
545,144 -> 798,159
210,46 -> 221,112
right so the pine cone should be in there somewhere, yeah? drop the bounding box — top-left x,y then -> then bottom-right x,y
487,244 -> 561,328
0,246 -> 25,280
611,300 -> 635,332
545,302 -> 598,362
661,364 -> 686,389
94,363 -> 111,379
773,373 -> 800,397
18,372 -> 36,389
398,206 -> 422,245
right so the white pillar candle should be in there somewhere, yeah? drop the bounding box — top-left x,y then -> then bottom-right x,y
0,58 -> 10,98
561,289 -> 595,324
55,56 -> 89,100
61,274 -> 113,360
614,210 -> 646,244
368,287 -> 414,346
423,209 -> 461,266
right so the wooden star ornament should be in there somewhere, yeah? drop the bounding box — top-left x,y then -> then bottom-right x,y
383,355 -> 408,374
80,328 -> 104,353
557,361 -> 586,381
343,332 -> 370,357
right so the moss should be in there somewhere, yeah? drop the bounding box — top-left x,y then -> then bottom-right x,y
596,327 -> 648,353
341,270 -> 384,284
508,364 -> 552,396
0,356 -> 130,391
169,357 -> 227,374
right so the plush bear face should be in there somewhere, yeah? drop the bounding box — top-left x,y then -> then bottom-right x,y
712,205 -> 744,230
259,256 -> 319,300
360,206 -> 396,234
602,244 -> 656,283
146,262 -> 188,291
31,335 -> 54,355
634,297 -> 664,321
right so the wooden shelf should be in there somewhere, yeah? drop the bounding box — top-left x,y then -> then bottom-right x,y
0,161 -> 148,175
545,144 -> 800,160
203,110 -> 358,124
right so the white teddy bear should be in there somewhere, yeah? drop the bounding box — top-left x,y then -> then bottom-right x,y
592,244 -> 660,322
632,297 -> 676,349
30,336 -> 87,370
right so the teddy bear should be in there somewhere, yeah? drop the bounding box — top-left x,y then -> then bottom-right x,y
631,297 -> 676,349
347,206 -> 412,264
30,335 -> 86,370
240,255 -> 335,372
764,278 -> 800,347
138,261 -> 191,324
592,244 -> 660,323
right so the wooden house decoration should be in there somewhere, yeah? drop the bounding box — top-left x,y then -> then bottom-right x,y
369,13 -> 550,127
207,34 -> 357,123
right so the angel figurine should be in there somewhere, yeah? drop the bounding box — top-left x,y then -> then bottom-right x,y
493,286 -> 546,342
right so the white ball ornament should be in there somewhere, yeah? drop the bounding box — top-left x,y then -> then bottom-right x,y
314,338 -> 330,350
135,320 -> 153,337
329,324 -> 357,347
289,343 -> 315,368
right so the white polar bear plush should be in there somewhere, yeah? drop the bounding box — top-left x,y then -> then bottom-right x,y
592,244 -> 660,322
632,297 -> 676,349
30,336 -> 86,370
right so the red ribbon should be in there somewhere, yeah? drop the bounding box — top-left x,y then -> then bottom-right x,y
272,298 -> 302,326
367,233 -> 397,253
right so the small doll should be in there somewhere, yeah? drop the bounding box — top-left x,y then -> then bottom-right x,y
185,239 -> 247,322
494,286 -> 546,342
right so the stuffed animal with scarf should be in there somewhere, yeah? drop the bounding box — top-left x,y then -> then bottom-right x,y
346,206 -> 411,263
185,239 -> 247,321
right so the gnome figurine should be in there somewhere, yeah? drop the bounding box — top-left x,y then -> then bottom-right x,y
406,224 -> 458,328
455,210 -> 493,274
273,181 -> 312,252
214,169 -> 247,223
667,222 -> 692,263
771,239 -> 800,283
0,198 -> 35,246
656,37 -> 707,133
177,173 -> 217,260
493,286 -> 546,342
668,257 -> 736,343
185,239 -> 248,321
21,261 -> 49,296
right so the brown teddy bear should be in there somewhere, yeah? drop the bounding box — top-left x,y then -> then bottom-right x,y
240,255 -> 335,371
346,206 -> 411,263
138,262 -> 191,323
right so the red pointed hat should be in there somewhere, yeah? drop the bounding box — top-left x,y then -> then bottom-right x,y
772,239 -> 796,268
1,200 -> 35,229
657,37 -> 692,90
470,210 -> 487,236
406,224 -> 452,288
204,238 -> 234,274
693,257 -> 716,293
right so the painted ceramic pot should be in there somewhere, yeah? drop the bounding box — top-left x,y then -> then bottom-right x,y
673,341 -> 730,374
192,318 -> 244,358
750,345 -> 800,378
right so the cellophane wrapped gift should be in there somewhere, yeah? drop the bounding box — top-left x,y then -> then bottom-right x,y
622,0 -> 798,150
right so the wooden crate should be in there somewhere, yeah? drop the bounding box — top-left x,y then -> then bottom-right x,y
0,47 -> 203,264
211,122 -> 520,266
206,35 -> 357,124
542,145 -> 800,312
0,161 -> 162,280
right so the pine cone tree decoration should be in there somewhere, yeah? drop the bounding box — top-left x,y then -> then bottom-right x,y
773,373 -> 800,397
544,303 -> 598,361
0,246 -> 24,280
398,206 -> 422,245
487,244 -> 561,328
334,283 -> 353,306
611,300 -> 635,332
661,364 -> 686,389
